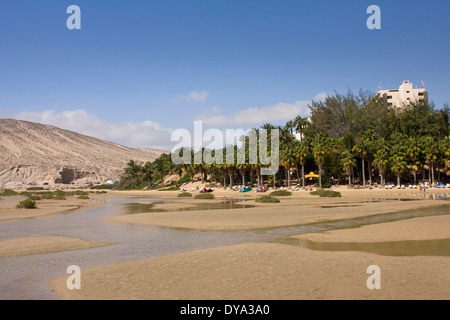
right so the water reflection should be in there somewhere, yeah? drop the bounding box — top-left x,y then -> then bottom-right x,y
119,199 -> 255,214
293,238 -> 450,257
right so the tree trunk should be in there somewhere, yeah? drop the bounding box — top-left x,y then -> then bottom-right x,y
287,166 -> 291,188
296,164 -> 300,185
348,171 -> 351,188
302,164 -> 306,188
368,161 -> 372,185
273,174 -> 276,189
380,172 -> 385,187
223,174 -> 227,190
431,163 -> 435,184
397,174 -> 401,187
319,163 -> 322,188
362,156 -> 366,187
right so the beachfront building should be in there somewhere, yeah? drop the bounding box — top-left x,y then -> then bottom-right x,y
377,80 -> 428,109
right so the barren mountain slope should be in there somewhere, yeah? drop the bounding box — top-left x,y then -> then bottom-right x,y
0,119 -> 166,187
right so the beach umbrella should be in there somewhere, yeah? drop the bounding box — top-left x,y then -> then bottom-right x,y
304,172 -> 320,180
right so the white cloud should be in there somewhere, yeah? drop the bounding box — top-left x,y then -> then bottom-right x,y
178,90 -> 208,102
12,109 -> 174,151
195,93 -> 327,127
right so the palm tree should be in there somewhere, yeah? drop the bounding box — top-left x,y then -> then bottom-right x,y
422,136 -> 439,184
373,138 -> 389,187
353,131 -> 372,187
405,136 -> 422,185
341,150 -> 357,187
389,143 -> 408,187
337,133 -> 356,185
124,160 -> 142,186
285,120 -> 295,136
312,132 -> 332,188
294,116 -> 309,142
295,142 -> 310,188
280,144 -> 296,188
142,161 -> 154,188
439,136 -> 450,177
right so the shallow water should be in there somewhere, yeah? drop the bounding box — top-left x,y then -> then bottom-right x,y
292,238 -> 450,257
119,199 -> 255,214
0,196 -> 448,299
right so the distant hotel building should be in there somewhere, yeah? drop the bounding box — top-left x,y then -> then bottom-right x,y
377,80 -> 428,109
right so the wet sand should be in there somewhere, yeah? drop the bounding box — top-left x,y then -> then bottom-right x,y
109,189 -> 449,230
0,236 -> 113,257
0,197 -> 106,224
293,214 -> 450,243
51,242 -> 450,300
49,187 -> 450,300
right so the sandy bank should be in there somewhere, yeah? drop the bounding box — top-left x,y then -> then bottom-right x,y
293,214 -> 450,243
49,188 -> 450,300
0,236 -> 113,257
51,242 -> 450,300
0,197 -> 106,224
109,190 -> 449,230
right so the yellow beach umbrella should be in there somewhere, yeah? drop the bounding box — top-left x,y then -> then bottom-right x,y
305,172 -> 319,179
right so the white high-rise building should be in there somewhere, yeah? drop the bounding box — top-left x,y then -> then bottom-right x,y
377,80 -> 428,109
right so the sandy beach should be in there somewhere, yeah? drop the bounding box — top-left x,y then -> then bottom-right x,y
1,186 -> 449,299
0,236 -> 113,257
44,187 -> 450,300
0,196 -> 106,224
109,188 -> 449,230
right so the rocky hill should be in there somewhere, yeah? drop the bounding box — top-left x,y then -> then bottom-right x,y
0,119 -> 166,188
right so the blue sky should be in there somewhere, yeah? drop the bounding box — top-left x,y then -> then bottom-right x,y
1,0 -> 449,150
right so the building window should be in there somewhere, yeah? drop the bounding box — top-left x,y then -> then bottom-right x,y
418,92 -> 424,96
387,96 -> 392,100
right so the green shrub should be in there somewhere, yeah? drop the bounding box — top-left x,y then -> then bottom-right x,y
74,190 -> 89,196
27,195 -> 42,201
269,190 -> 292,197
177,173 -> 191,185
194,193 -> 215,200
16,199 -> 36,209
158,186 -> 180,191
255,195 -> 280,203
177,192 -> 193,198
53,195 -> 67,200
26,187 -> 45,191
90,184 -> 115,190
310,189 -> 342,197
0,189 -> 19,196
41,194 -> 55,200
77,195 -> 90,200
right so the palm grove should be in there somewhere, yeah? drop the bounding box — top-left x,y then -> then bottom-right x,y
121,90 -> 450,190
